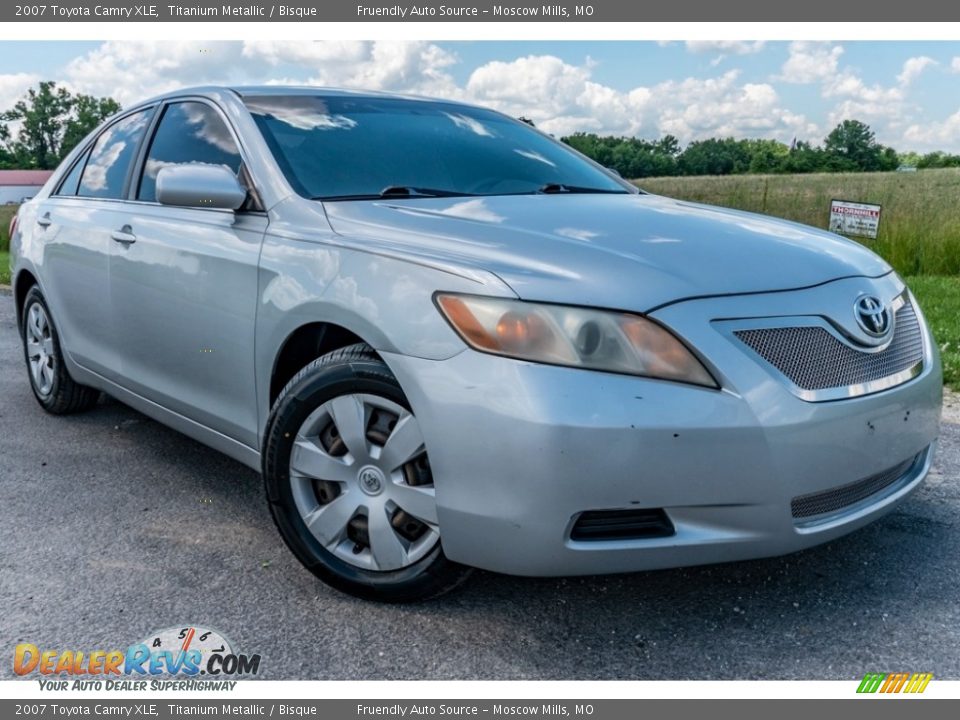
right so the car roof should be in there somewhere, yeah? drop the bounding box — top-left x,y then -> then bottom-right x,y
132,85 -> 475,109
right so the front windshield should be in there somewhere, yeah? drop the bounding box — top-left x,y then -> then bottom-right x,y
243,95 -> 631,200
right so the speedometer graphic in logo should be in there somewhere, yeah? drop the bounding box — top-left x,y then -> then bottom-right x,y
140,625 -> 233,672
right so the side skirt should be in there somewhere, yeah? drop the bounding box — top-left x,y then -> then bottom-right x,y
64,354 -> 262,472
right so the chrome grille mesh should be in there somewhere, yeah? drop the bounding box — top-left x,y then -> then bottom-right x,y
734,300 -> 923,391
790,454 -> 920,519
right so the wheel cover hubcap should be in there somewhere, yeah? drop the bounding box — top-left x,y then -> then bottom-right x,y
26,304 -> 55,397
357,466 -> 385,496
288,393 -> 440,572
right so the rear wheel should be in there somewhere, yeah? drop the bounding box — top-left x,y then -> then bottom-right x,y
21,287 -> 99,414
262,343 -> 472,602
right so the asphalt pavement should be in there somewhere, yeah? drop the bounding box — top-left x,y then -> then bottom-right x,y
1,291 -> 958,680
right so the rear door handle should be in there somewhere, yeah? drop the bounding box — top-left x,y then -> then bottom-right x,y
111,225 -> 136,245
36,213 -> 52,228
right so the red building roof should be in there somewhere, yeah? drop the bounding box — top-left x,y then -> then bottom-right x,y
0,170 -> 54,186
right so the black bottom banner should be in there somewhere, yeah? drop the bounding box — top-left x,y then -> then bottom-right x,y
1,700 -> 957,720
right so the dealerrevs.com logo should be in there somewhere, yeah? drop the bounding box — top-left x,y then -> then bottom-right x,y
14,626 -> 261,691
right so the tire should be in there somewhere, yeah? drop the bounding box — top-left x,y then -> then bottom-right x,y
21,286 -> 100,415
262,343 -> 472,602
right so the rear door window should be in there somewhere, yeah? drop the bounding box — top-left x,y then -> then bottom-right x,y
78,109 -> 153,199
137,101 -> 243,203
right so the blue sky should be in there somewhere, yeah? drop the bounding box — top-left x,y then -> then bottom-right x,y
2,40 -> 959,151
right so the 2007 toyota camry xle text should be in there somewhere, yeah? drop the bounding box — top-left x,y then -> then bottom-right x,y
8,87 -> 941,601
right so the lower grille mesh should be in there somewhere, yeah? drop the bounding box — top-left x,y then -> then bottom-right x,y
734,299 -> 923,391
790,454 -> 921,520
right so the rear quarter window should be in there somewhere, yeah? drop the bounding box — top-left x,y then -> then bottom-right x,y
54,149 -> 91,197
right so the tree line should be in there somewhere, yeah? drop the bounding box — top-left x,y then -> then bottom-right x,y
563,120 -> 960,178
3,81 -> 960,178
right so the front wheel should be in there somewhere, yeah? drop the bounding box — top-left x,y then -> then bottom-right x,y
262,344 -> 472,602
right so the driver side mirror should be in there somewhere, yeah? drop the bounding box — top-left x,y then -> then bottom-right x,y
156,164 -> 247,210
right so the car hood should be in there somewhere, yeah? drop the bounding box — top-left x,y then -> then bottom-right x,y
322,192 -> 891,311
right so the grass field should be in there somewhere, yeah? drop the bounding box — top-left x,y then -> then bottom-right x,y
637,168 -> 960,278
904,276 -> 960,389
0,204 -> 15,251
1,205 -> 16,286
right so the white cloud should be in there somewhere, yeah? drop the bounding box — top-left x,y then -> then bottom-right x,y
779,42 -> 844,83
347,42 -> 459,96
467,55 -> 591,111
685,41 -> 766,66
26,40 -> 958,153
465,57 -> 808,143
793,50 -> 924,146
823,74 -> 908,144
465,55 -> 628,136
64,42 -> 251,105
53,42 -> 816,146
897,56 -> 937,86
248,41 -> 461,97
0,72 -> 41,112
62,41 -> 460,106
904,108 -> 960,149
685,42 -> 766,67
685,41 -> 766,55
55,41 -> 811,146
241,41 -> 369,66
654,72 -> 808,140
823,73 -> 902,103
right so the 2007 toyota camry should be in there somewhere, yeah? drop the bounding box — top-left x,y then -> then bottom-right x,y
8,87 -> 941,601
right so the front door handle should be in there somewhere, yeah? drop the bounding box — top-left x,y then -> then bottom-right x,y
111,225 -> 136,245
36,213 -> 52,228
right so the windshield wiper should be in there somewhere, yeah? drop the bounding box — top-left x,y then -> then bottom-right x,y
536,183 -> 628,195
379,185 -> 475,198
314,186 -> 476,201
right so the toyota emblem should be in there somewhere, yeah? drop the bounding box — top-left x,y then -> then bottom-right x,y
854,295 -> 890,337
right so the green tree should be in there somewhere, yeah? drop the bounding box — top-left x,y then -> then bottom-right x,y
898,151 -> 922,168
780,141 -> 824,174
678,138 -> 752,176
823,119 -> 897,172
0,123 -> 14,168
62,94 -> 121,154
0,81 -> 120,169
560,119 -> 942,178
917,151 -> 960,169
746,139 -> 790,173
1,81 -> 72,169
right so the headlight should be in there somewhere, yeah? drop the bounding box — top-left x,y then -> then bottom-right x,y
435,293 -> 717,388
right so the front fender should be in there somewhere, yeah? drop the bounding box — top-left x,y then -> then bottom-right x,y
254,229 -> 515,441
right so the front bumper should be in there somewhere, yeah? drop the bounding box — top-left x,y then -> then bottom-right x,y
383,278 -> 942,577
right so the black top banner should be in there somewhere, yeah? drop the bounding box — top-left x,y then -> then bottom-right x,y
3,0 -> 959,22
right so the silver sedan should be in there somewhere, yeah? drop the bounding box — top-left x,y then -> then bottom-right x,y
8,87 -> 941,601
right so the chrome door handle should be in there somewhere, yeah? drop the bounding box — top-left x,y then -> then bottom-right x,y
111,226 -> 136,245
36,214 -> 52,227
